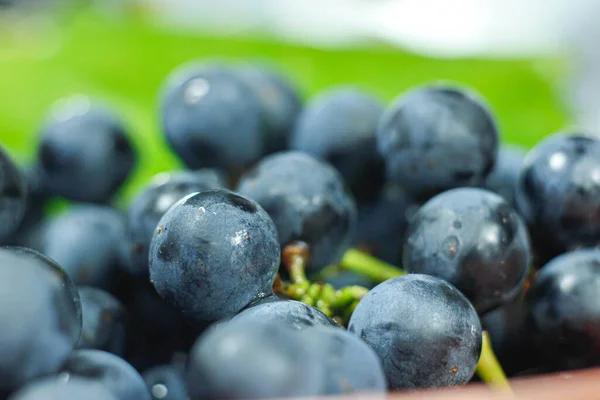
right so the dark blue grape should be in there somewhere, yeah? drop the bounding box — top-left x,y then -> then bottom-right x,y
36,96 -> 136,203
376,85 -> 498,200
515,133 -> 600,260
9,377 -> 117,400
35,205 -> 129,291
303,326 -> 387,395
238,64 -> 302,153
9,246 -> 82,330
482,296 -> 543,376
149,189 -> 280,322
61,349 -> 151,400
237,151 -> 356,272
483,144 -> 527,207
0,144 -> 27,241
126,170 -> 225,277
348,274 -> 482,390
291,87 -> 385,204
0,247 -> 81,392
404,188 -> 530,313
526,249 -> 600,370
143,365 -> 188,400
124,279 -> 186,342
186,320 -> 325,399
160,63 -> 265,171
7,165 -> 47,248
353,184 -> 417,265
79,286 -> 128,356
232,297 -> 337,330
121,279 -> 205,373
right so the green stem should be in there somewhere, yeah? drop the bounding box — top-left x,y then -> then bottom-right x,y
329,286 -> 369,309
315,284 -> 337,317
476,331 -> 514,395
275,243 -> 370,322
302,282 -> 322,306
340,248 -> 406,283
286,249 -> 309,285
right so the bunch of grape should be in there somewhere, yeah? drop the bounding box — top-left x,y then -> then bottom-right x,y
0,60 -> 598,400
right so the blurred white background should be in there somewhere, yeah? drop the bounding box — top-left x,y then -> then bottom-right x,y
135,0 -> 600,133
139,0 -> 589,57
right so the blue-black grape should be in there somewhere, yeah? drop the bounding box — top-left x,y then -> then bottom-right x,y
126,170 -> 225,277
0,247 -> 81,392
61,349 -> 151,400
404,188 -> 530,313
9,377 -> 117,400
353,184 -> 417,265
526,249 -> 600,370
160,63 -> 265,171
237,151 -> 356,272
79,286 -> 128,356
123,278 -> 187,339
36,96 -> 136,203
232,297 -> 337,330
7,166 -> 47,248
516,133 -> 600,261
483,144 -> 527,207
9,246 -> 83,330
238,64 -> 302,154
35,205 -> 129,292
303,326 -> 387,395
186,320 -> 325,399
348,274 -> 482,390
290,87 -> 385,204
143,364 -> 188,400
149,189 -> 280,322
121,279 -> 199,372
482,296 -> 543,376
376,85 -> 498,201
0,143 -> 28,241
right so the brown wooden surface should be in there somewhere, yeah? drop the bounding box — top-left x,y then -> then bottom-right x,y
316,368 -> 600,400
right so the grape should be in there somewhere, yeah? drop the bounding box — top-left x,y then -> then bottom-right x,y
0,247 -> 81,392
303,326 -> 387,394
527,249 -> 600,370
160,63 -> 265,171
61,349 -> 151,400
186,320 -> 325,399
291,87 -> 385,204
237,151 -> 356,272
516,133 -> 600,261
126,170 -> 225,277
231,297 -> 337,330
483,144 -> 527,207
35,205 -> 129,292
149,189 -> 280,322
348,274 -> 482,390
404,188 -> 530,313
377,85 -> 498,200
79,287 -> 127,356
238,64 -> 302,154
36,97 -> 136,203
10,377 -> 117,400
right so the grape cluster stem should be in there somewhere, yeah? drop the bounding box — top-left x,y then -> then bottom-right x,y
274,242 -> 369,324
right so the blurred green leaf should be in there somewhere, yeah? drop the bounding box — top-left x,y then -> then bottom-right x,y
0,10 -> 570,204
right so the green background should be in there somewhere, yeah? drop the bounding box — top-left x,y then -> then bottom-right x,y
0,9 -> 571,204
